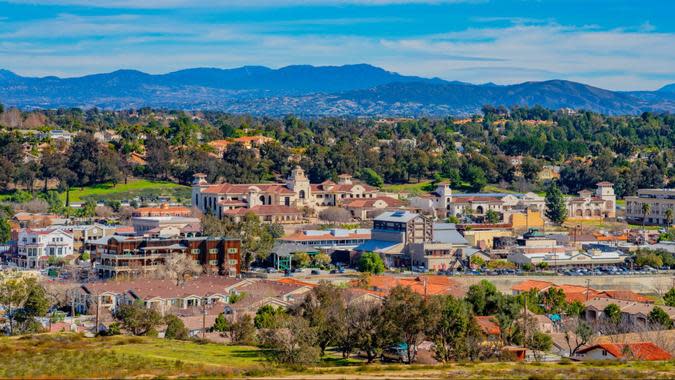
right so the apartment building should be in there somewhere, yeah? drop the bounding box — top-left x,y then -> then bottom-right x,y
89,236 -> 241,278
625,188 -> 675,226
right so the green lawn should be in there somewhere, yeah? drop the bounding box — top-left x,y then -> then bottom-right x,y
382,181 -> 433,193
1,334 -> 673,379
62,179 -> 190,203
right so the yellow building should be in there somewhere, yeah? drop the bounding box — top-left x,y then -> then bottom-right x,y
463,229 -> 512,249
509,208 -> 545,231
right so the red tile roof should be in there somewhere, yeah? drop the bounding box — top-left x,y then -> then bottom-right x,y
222,205 -> 303,216
511,280 -> 554,292
203,183 -> 295,195
343,196 -> 404,209
361,275 -> 465,298
578,342 -> 671,361
475,316 -> 501,336
280,230 -> 371,242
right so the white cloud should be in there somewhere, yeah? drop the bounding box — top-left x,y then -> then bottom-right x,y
0,13 -> 673,90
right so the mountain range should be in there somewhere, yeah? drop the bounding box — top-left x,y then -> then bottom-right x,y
1,64 -> 674,116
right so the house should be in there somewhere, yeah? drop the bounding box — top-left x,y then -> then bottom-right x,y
511,280 -> 651,304
625,188 -> 675,226
16,228 -> 75,268
131,216 -> 201,237
192,167 -> 378,223
358,275 -> 466,298
279,229 -> 371,251
54,224 -> 119,253
12,212 -> 67,228
575,342 -> 671,361
89,236 -> 241,278
475,316 -> 501,347
77,276 -> 249,316
222,279 -> 313,317
584,298 -> 675,327
132,204 -> 192,218
208,135 -> 275,156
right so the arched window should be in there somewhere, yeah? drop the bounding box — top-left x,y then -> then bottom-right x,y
259,195 -> 266,205
299,190 -> 306,199
476,206 -> 484,214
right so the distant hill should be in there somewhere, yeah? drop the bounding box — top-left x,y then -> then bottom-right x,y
0,64 -> 674,115
659,83 -> 675,93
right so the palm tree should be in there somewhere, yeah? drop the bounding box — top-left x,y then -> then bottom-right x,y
641,203 -> 652,244
665,208 -> 673,227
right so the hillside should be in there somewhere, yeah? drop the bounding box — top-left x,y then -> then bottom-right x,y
1,65 -> 674,115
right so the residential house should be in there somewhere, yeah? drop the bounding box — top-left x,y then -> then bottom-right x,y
357,275 -> 466,298
16,228 -> 75,268
131,216 -> 201,237
575,342 -> 671,361
584,298 -> 675,327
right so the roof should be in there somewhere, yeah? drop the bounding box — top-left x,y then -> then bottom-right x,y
577,342 -> 671,361
451,196 -> 504,204
275,278 -> 317,288
272,242 -> 317,257
281,229 -> 371,242
83,276 -> 245,300
203,183 -> 295,195
222,205 -> 303,216
433,223 -> 469,245
475,316 -> 501,336
374,211 -> 420,223
584,298 -> 675,319
343,196 -> 404,209
361,275 -> 466,298
353,240 -> 403,253
511,280 -> 554,292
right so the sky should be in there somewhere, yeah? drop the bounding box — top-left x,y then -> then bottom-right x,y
0,0 -> 674,90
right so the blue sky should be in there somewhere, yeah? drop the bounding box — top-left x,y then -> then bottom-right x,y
0,0 -> 673,90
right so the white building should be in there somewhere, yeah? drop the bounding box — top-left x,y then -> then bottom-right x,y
625,188 -> 675,226
17,228 -> 75,268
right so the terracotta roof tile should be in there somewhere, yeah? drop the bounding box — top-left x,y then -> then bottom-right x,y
578,342 -> 671,361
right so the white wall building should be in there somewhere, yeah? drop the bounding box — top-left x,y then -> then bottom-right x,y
17,228 -> 75,268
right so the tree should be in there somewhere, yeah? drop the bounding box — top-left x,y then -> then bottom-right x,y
260,316 -> 320,365
295,282 -> 346,356
164,314 -> 189,340
545,183 -> 567,225
114,301 -> 163,336
254,305 -> 286,329
293,252 -> 311,268
635,252 -> 663,268
485,210 -> 501,224
665,208 -> 674,227
312,253 -> 332,268
268,223 -> 285,239
428,296 -> 478,362
464,165 -> 487,192
155,253 -> 202,286
641,203 -> 652,233
664,288 -> 675,307
648,306 -> 673,329
382,285 -> 427,364
343,301 -> 390,363
566,300 -> 586,318
360,168 -> 384,188
13,279 -> 50,334
234,213 -> 275,270
562,318 -> 592,356
465,280 -> 502,316
520,157 -> 543,182
318,207 -> 352,223
358,252 -> 385,274
229,314 -> 257,345
0,216 -> 10,243
527,331 -> 552,361
603,303 -> 622,325
212,313 -> 230,333
0,273 -> 35,335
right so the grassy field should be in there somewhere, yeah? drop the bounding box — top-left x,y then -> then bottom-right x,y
381,181 -> 433,193
61,179 -> 190,203
1,334 -> 674,379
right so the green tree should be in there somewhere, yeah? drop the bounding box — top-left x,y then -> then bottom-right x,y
0,273 -> 35,335
114,301 -> 163,336
358,252 -> 385,274
635,252 -> 663,268
293,252 -> 311,268
13,279 -> 50,333
545,183 -> 568,225
641,203 -> 652,233
464,165 -> 487,192
665,208 -> 673,227
527,331 -> 552,361
360,168 -> 384,188
229,314 -> 257,345
648,306 -> 673,329
164,314 -> 189,340
235,213 -> 275,270
260,316 -> 320,365
566,300 -> 586,318
664,288 -> 675,307
254,305 -> 286,329
212,313 -> 230,332
520,157 -> 543,182
603,303 -> 622,325
0,216 -> 10,243
428,296 -> 477,362
465,280 -> 502,316
540,287 -> 566,314
485,210 -> 501,224
382,285 -> 427,364
296,282 -> 346,356
312,253 -> 332,268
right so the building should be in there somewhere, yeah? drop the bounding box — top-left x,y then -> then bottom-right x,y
132,204 -> 192,218
16,228 -> 75,268
575,342 -> 671,361
354,211 -> 432,267
55,224 -> 119,253
625,189 -> 675,226
342,196 -> 406,220
131,216 -> 201,237
358,275 -> 466,298
208,135 -> 275,156
565,182 -> 616,220
192,167 -> 378,223
408,223 -> 477,271
279,229 -> 371,251
89,236 -> 241,278
508,208 -> 545,231
584,298 -> 675,327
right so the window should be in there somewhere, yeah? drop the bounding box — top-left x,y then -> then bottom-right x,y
191,249 -> 200,254
209,248 -> 218,254
228,259 -> 237,265
227,248 -> 238,254
209,260 -> 218,265
602,350 -> 607,356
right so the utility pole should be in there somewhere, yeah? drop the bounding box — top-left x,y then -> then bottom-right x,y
95,295 -> 100,335
585,279 -> 591,301
202,297 -> 207,340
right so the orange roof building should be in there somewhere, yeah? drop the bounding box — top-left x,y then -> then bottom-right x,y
132,203 -> 192,218
576,342 -> 671,361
